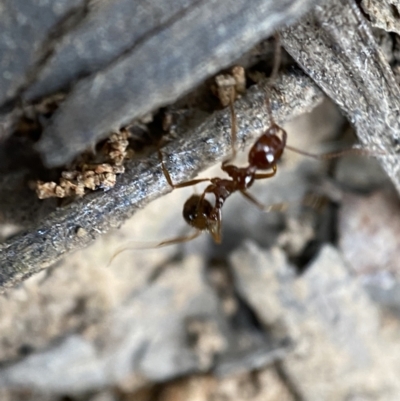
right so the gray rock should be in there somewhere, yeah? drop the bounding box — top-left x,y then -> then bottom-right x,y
230,242 -> 400,400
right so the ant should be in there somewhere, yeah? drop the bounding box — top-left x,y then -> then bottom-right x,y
158,91 -> 287,245
109,38 -> 378,262
156,88 -> 372,246
155,35 -> 325,246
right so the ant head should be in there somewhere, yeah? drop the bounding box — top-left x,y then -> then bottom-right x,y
183,195 -> 222,243
248,124 -> 287,170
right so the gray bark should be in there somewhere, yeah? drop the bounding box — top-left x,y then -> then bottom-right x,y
281,0 -> 400,194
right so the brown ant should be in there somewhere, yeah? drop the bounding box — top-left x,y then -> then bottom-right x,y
156,91 -> 374,247
109,38 -> 379,261
158,91 -> 286,245
109,85 -> 293,265
109,84 -> 373,266
155,35 -> 305,246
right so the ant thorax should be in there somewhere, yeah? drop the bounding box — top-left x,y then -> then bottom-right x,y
219,165 -> 256,190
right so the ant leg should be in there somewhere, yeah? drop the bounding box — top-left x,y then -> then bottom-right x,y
222,90 -> 238,167
265,94 -> 274,127
107,230 -> 202,266
254,164 -> 277,180
284,145 -> 384,160
240,190 -> 289,212
240,190 -> 328,213
270,33 -> 281,83
156,230 -> 202,247
159,149 -> 210,189
239,165 -> 280,212
214,209 -> 222,244
265,34 -> 283,127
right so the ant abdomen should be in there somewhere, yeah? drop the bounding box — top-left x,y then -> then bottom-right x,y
248,125 -> 287,170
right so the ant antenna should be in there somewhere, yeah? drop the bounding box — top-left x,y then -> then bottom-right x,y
270,33 -> 281,83
265,95 -> 275,127
107,230 -> 202,266
285,145 -> 385,160
265,33 -> 281,127
224,88 -> 238,164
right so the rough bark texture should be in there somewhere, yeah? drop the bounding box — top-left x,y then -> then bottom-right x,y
281,0 -> 400,193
